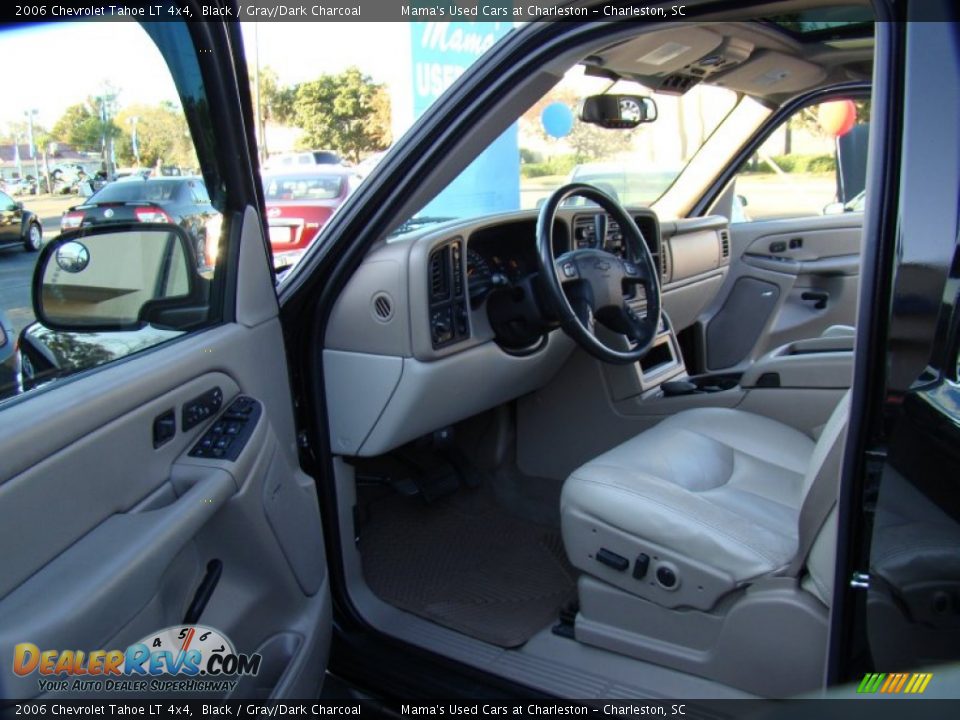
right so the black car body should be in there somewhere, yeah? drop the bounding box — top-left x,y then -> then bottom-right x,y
0,190 -> 42,252
61,177 -> 218,265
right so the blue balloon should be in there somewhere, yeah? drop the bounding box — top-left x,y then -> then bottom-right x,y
541,103 -> 574,138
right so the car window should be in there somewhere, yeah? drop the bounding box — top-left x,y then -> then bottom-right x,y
732,99 -> 871,222
90,180 -> 182,204
0,191 -> 14,208
244,21 -> 515,272
191,182 -> 211,205
264,175 -> 345,201
0,21 -> 227,404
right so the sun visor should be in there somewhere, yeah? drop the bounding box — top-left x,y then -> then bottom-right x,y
712,51 -> 827,95
601,27 -> 724,77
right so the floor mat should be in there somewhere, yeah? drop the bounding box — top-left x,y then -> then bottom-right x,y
359,488 -> 576,648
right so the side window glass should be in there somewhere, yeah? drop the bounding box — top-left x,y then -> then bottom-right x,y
0,21 -> 226,403
732,99 -> 870,222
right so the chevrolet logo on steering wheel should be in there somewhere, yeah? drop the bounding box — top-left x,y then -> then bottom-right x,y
594,260 -> 612,272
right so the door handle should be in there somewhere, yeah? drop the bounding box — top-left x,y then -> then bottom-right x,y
801,290 -> 830,310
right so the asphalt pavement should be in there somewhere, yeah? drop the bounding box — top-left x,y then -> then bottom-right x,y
0,194 -> 74,334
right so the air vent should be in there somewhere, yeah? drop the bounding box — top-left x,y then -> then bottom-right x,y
660,247 -> 671,283
372,292 -> 394,322
428,246 -> 450,302
720,230 -> 730,260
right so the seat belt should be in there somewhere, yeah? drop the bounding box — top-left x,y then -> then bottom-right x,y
784,397 -> 851,577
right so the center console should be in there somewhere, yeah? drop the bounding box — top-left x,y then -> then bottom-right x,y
600,321 -> 853,438
598,313 -> 688,401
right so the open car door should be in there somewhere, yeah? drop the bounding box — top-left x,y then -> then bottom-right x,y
0,12 -> 331,700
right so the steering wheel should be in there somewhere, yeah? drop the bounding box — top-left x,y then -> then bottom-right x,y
537,183 -> 662,365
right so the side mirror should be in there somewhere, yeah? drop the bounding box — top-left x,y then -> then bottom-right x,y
579,94 -> 658,129
16,201 -> 24,211
822,201 -> 846,215
736,194 -> 749,208
33,223 -> 199,332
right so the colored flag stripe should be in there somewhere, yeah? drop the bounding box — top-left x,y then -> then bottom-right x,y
918,674 -> 933,693
904,674 -> 918,693
895,673 -> 909,693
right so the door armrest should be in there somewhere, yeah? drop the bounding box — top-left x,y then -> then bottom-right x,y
740,339 -> 853,389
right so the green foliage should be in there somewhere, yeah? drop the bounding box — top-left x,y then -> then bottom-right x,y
768,153 -> 836,173
115,103 -> 197,169
257,66 -> 298,125
292,67 -> 391,164
741,153 -> 837,175
520,154 -> 578,178
51,100 -> 121,153
519,147 -> 541,164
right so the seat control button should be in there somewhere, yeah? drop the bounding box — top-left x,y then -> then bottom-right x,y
656,565 -> 678,588
633,553 -> 650,579
596,548 -> 629,572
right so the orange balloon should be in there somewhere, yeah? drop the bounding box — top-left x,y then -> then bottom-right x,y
818,100 -> 857,138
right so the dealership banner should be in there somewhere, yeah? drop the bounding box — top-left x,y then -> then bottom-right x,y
409,19 -> 519,217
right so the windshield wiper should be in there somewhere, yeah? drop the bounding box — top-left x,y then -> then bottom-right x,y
389,216 -> 457,237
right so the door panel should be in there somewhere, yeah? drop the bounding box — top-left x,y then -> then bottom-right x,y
701,213 -> 863,372
0,221 -> 330,699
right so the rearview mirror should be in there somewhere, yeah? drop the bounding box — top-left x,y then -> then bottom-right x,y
579,94 -> 658,129
33,224 -> 198,332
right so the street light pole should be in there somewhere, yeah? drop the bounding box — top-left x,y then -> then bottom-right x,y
253,21 -> 267,163
24,109 -> 41,194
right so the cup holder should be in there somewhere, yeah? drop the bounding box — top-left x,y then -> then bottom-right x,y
691,374 -> 741,393
660,374 -> 741,397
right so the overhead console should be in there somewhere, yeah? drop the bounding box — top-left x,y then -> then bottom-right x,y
586,27 -> 754,96
655,37 -> 754,95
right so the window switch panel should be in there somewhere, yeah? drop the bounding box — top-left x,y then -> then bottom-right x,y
182,386 -> 224,431
188,396 -> 261,462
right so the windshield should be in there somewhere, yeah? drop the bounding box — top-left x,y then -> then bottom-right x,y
90,180 -> 182,203
264,174 -> 346,200
393,66 -> 739,234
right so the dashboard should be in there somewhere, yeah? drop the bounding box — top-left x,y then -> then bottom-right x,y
323,207 -> 732,457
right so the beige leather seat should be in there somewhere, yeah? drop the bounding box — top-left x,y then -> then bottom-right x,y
561,392 -> 850,611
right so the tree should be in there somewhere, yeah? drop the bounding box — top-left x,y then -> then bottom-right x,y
520,88 -> 633,163
51,97 -> 122,153
257,66 -> 298,125
2,120 -> 50,146
564,123 -> 633,163
115,102 -> 197,169
292,67 -> 391,163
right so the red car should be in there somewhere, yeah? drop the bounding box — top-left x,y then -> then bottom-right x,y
263,166 -> 357,255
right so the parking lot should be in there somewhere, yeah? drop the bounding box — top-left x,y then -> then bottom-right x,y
0,195 -> 75,333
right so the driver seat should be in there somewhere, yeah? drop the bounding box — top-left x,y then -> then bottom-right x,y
560,391 -> 850,695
